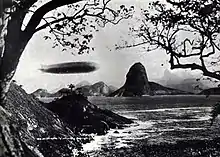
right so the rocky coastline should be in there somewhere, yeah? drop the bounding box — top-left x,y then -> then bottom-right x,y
5,82 -> 133,156
44,92 -> 133,135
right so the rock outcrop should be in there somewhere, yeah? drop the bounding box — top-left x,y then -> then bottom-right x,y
5,83 -> 132,156
110,62 -> 191,97
6,83 -> 82,156
44,93 -> 133,135
110,62 -> 151,97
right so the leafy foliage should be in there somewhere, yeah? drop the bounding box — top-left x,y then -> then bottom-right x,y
68,84 -> 75,92
33,0 -> 135,54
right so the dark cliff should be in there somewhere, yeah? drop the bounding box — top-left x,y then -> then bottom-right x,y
6,83 -> 82,156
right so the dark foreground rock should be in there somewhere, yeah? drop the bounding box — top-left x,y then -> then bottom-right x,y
6,83 -> 84,156
3,83 -> 132,156
44,93 -> 133,135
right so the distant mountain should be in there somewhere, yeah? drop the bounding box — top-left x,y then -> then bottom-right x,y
109,85 -> 118,92
52,88 -> 72,97
110,62 -> 151,97
75,80 -> 91,88
32,88 -> 64,98
32,88 -> 51,97
76,81 -> 115,96
33,81 -> 118,98
163,78 -> 209,93
149,82 -> 191,95
199,87 -> 220,95
110,62 -> 191,97
32,87 -> 79,98
158,69 -> 181,86
159,69 -> 209,93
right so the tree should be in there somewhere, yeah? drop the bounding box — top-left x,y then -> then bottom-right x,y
142,0 -> 220,123
116,0 -> 220,123
0,1 -> 134,156
68,83 -> 75,92
118,0 -> 220,83
0,0 -> 134,104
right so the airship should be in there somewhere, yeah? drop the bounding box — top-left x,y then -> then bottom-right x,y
40,61 -> 99,74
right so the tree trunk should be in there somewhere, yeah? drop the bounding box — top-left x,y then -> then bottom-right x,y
0,11 -> 9,105
0,10 -> 29,105
0,10 -> 34,157
0,42 -> 25,105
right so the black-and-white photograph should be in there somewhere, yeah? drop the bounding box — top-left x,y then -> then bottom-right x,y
1,0 -> 220,156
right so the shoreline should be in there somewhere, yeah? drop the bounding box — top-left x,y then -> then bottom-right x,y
38,95 -> 220,105
89,95 -> 220,105
81,104 -> 220,157
83,121 -> 220,157
87,137 -> 220,157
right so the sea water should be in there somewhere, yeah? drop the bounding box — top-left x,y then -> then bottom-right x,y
83,96 -> 217,155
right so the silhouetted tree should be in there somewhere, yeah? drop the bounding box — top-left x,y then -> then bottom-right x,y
0,0 -> 134,104
0,1 -> 134,156
118,0 -> 220,82
116,0 -> 220,124
68,84 -> 75,92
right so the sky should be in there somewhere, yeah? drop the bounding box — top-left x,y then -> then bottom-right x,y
13,0 -> 204,93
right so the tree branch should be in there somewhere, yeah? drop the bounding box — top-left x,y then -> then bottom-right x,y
171,63 -> 220,80
24,0 -> 82,34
